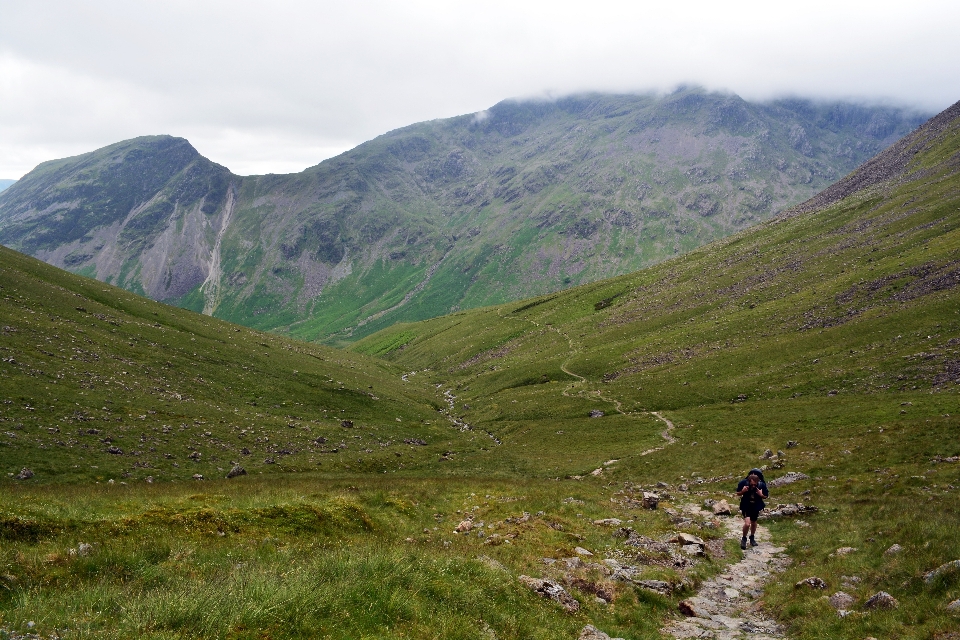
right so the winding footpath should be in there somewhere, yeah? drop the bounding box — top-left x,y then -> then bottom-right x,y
663,514 -> 792,640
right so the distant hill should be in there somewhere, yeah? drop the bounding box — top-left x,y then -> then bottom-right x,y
0,179 -> 15,193
0,243 -> 451,484
0,89 -> 928,344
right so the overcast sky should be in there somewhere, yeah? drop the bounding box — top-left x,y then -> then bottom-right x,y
1,1 -> 957,178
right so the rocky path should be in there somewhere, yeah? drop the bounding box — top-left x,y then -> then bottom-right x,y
662,516 -> 792,640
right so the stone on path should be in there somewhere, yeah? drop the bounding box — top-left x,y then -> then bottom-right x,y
863,591 -> 898,610
518,575 -> 579,612
712,499 -> 732,515
676,533 -> 705,546
579,624 -> 624,640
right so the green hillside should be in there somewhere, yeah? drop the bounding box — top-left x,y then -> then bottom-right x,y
0,245 -> 460,484
0,90 -> 927,344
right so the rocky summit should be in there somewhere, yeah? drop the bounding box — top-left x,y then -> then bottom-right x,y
0,89 -> 926,344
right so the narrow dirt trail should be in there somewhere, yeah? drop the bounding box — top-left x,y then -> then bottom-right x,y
496,309 -> 678,453
639,411 -> 677,456
662,514 -> 792,640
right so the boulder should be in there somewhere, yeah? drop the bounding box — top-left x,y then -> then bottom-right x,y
863,591 -> 898,610
574,546 -> 594,557
676,533 -> 705,546
578,624 -> 624,640
518,575 -> 579,612
831,547 -> 858,557
226,464 -> 247,479
455,520 -> 474,533
884,544 -> 903,556
946,599 -> 960,613
828,591 -> 855,609
192,474 -> 204,480
641,492 -> 659,509
924,559 -> 960,584
761,449 -> 774,459
15,468 -> 33,480
795,577 -> 827,589
588,410 -> 604,418
711,499 -> 732,515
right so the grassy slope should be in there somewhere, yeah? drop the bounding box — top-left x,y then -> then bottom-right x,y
353,104 -> 960,638
0,245 -> 459,484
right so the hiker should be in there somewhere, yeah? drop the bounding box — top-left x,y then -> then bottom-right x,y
736,468 -> 768,549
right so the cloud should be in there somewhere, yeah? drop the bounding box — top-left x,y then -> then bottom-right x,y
0,0 -> 957,177
471,110 -> 490,125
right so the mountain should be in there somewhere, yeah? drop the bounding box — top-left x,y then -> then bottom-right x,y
0,89 -> 928,345
0,179 -> 15,193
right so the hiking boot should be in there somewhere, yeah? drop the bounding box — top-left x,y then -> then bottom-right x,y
749,536 -> 758,547
741,536 -> 747,550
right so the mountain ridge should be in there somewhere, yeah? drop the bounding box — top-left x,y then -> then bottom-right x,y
0,89 -> 929,343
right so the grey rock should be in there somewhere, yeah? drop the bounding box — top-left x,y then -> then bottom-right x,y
226,464 -> 247,478
828,591 -> 855,609
712,499 -> 732,515
588,410 -> 604,418
578,624 -> 624,640
863,591 -> 898,610
884,543 -> 903,556
786,440 -> 799,448
592,518 -> 622,527
641,492 -> 659,509
676,533 -> 705,546
191,473 -> 204,480
15,468 -> 33,480
925,559 -> 960,584
678,596 -> 717,617
768,471 -> 809,488
795,576 -> 827,589
946,598 -> 960,613
634,579 -> 672,595
518,575 -> 579,612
